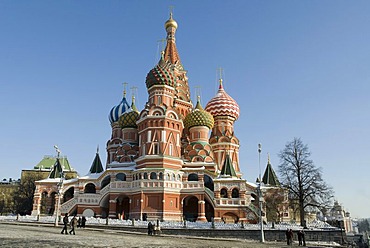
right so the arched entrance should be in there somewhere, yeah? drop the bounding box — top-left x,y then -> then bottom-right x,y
50,192 -> 57,215
116,196 -> 130,220
205,199 -> 214,222
183,196 -> 198,222
204,175 -> 214,191
99,194 -> 109,218
63,187 -> 74,203
222,212 -> 239,223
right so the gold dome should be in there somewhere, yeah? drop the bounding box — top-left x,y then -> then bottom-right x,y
165,13 -> 178,30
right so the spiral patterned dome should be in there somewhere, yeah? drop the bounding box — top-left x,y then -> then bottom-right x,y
184,99 -> 214,129
145,55 -> 176,89
118,100 -> 140,128
205,80 -> 240,121
109,95 -> 130,123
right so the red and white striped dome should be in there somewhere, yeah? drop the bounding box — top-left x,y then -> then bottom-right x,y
205,80 -> 240,121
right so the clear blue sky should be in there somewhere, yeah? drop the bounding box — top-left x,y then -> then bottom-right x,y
1,1 -> 369,218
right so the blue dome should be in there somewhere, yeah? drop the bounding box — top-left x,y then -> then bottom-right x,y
109,96 -> 130,123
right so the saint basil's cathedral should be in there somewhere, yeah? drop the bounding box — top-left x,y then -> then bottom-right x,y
32,13 -> 281,223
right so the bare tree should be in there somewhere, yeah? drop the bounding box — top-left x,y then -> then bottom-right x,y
278,137 -> 333,226
12,173 -> 43,215
264,187 -> 287,223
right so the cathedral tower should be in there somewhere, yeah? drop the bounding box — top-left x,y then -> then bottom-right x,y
205,78 -> 241,175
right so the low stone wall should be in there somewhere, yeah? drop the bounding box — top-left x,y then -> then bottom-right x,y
162,228 -> 345,243
98,224 -> 345,244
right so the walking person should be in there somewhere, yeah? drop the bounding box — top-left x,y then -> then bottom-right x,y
69,215 -> 78,235
289,229 -> 294,246
301,229 -> 306,246
297,230 -> 302,246
61,213 -> 69,235
285,228 -> 290,245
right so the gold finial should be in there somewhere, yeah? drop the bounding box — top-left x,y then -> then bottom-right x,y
165,6 -> 178,30
217,67 -> 224,89
267,152 -> 271,164
130,86 -> 138,111
195,85 -> 201,103
169,5 -> 174,18
122,82 -> 128,97
130,86 -> 137,103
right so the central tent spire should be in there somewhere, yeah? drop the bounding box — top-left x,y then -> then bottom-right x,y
164,11 -> 181,66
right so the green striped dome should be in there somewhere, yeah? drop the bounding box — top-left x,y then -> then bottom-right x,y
184,99 -> 214,129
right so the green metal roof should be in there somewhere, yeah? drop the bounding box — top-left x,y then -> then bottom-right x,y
89,153 -> 104,174
262,160 -> 280,186
34,156 -> 72,171
220,154 -> 237,177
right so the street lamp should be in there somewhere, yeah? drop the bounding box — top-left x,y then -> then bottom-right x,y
53,145 -> 64,227
258,143 -> 265,243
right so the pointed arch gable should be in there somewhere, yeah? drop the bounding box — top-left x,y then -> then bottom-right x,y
162,131 -> 180,157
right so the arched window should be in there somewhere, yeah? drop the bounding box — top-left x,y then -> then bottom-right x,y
150,172 -> 157,179
231,188 -> 239,198
188,173 -> 198,181
158,172 -> 163,180
84,183 -> 96,193
220,188 -> 228,198
172,173 -> 176,181
101,176 -> 111,189
116,173 -> 126,181
204,175 -> 214,191
143,172 -> 148,179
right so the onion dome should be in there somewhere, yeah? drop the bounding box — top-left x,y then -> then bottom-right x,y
165,12 -> 178,30
205,79 -> 240,121
145,53 -> 176,89
184,97 -> 214,129
118,96 -> 140,128
109,92 -> 130,124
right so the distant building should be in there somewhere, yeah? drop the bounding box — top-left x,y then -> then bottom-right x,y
323,201 -> 354,233
21,155 -> 78,181
0,179 -> 20,214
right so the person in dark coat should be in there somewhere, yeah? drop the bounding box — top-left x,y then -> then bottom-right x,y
77,216 -> 82,228
286,229 -> 290,245
301,229 -> 306,246
81,216 -> 86,228
147,222 -> 152,235
289,229 -> 294,246
61,213 -> 69,234
297,230 -> 303,246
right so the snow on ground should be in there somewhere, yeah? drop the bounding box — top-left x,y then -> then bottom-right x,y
0,215 -> 338,231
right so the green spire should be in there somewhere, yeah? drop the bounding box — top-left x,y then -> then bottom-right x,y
195,95 -> 203,110
131,95 -> 139,112
49,158 -> 64,179
262,154 -> 280,186
89,149 -> 104,174
220,154 -> 237,177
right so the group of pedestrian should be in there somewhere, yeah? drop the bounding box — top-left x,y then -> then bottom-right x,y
286,228 -> 306,246
60,213 -> 87,235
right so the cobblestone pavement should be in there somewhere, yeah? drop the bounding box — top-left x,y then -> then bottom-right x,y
0,222 -> 292,248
